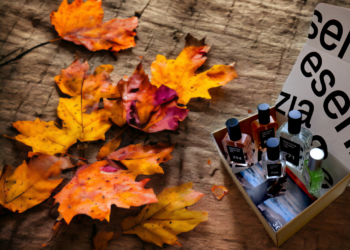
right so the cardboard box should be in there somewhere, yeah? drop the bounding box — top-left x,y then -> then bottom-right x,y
212,3 -> 350,247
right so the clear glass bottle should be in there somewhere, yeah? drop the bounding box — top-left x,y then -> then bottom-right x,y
251,103 -> 278,151
276,110 -> 313,170
222,118 -> 253,167
302,148 -> 325,197
262,138 -> 286,179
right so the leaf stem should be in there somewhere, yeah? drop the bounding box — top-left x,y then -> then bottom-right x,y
111,232 -> 122,240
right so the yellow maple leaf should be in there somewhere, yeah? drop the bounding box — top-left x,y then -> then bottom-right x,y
0,153 -> 72,213
107,143 -> 175,176
57,95 -> 112,142
151,34 -> 238,105
121,182 -> 208,247
13,118 -> 78,155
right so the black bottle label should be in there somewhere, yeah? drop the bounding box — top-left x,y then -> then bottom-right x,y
226,145 -> 246,164
259,128 -> 275,148
280,137 -> 300,166
267,163 -> 282,176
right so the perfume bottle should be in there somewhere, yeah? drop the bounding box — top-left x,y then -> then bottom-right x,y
276,110 -> 313,170
302,148 -> 325,197
251,103 -> 278,151
262,138 -> 286,179
222,118 -> 253,167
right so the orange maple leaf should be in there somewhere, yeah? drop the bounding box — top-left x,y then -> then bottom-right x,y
151,34 -> 238,105
55,58 -> 120,102
0,153 -> 73,213
55,57 -> 126,125
108,142 -> 175,176
54,160 -> 158,224
50,0 -> 138,52
117,63 -> 188,132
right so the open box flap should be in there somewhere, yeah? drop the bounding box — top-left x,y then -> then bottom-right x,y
275,4 -> 350,175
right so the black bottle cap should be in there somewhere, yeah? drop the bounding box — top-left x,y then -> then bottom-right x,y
226,118 -> 242,141
288,110 -> 302,134
257,103 -> 270,125
266,138 -> 280,161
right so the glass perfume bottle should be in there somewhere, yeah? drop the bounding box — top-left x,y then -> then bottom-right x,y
276,110 -> 313,170
222,118 -> 253,167
251,103 -> 278,151
262,138 -> 286,179
302,148 -> 325,197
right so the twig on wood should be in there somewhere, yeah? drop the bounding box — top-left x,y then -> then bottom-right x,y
0,39 -> 61,67
210,168 -> 219,177
0,47 -> 21,62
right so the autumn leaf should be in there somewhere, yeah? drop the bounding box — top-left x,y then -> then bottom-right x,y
103,98 -> 126,127
96,128 -> 124,160
211,185 -> 228,200
13,118 -> 78,155
50,0 -> 138,52
54,58 -> 120,102
52,220 -> 63,240
57,95 -> 112,142
121,182 -> 208,247
54,160 -> 158,224
0,153 -> 73,213
108,143 -> 175,176
118,63 -> 188,132
54,57 -> 88,97
141,98 -> 187,133
93,231 -> 115,250
13,58 -> 123,154
151,34 -> 238,105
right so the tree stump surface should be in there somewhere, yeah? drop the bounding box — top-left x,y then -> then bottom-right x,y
1,0 -> 350,249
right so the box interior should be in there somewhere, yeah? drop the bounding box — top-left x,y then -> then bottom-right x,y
212,107 -> 350,242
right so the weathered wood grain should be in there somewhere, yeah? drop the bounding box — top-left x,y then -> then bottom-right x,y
1,0 -> 350,249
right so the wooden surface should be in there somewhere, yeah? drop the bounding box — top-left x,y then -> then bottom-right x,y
1,0 -> 350,249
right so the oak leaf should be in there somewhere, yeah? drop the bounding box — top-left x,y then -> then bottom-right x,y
0,153 -> 73,213
57,95 -> 112,142
118,63 -> 188,132
13,118 -> 78,155
50,0 -> 138,52
121,182 -> 208,247
108,143 -> 175,176
151,34 -> 238,105
54,160 -> 158,224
